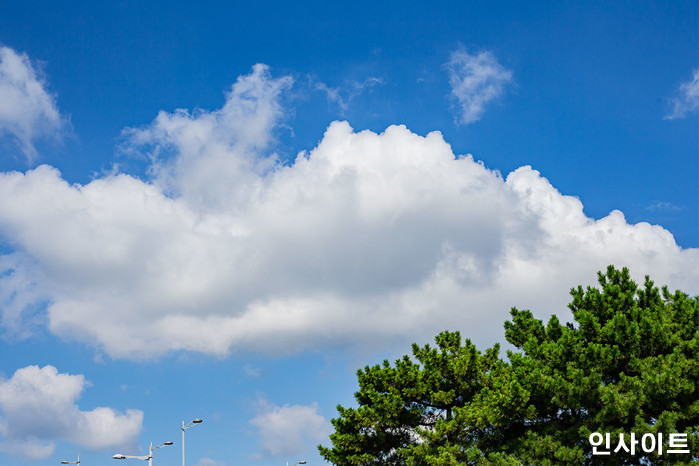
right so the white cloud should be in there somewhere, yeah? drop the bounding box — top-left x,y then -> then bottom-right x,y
243,364 -> 262,378
315,76 -> 383,113
0,252 -> 47,338
446,49 -> 513,124
124,63 -> 292,212
0,45 -> 64,162
0,65 -> 696,360
249,398 -> 331,457
0,437 -> 56,461
0,365 -> 143,460
665,69 -> 699,119
646,201 -> 683,213
196,458 -> 227,466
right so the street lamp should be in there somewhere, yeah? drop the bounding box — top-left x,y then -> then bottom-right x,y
149,441 -> 174,466
287,462 -> 306,466
60,455 -> 79,464
182,418 -> 202,466
112,454 -> 149,461
113,441 -> 173,466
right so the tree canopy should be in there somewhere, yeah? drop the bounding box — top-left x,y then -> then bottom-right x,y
318,266 -> 699,465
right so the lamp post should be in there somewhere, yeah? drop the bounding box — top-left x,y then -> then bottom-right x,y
112,453 -> 149,461
181,418 -> 202,466
60,455 -> 79,464
148,441 -> 173,466
113,441 -> 173,466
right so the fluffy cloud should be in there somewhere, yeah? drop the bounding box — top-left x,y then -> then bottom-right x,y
0,45 -> 64,162
0,365 -> 143,459
665,68 -> 699,119
446,49 -> 513,124
249,398 -> 331,457
0,65 -> 696,360
124,63 -> 292,212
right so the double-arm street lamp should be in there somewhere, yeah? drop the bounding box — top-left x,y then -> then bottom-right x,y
182,418 -> 202,466
113,441 -> 173,466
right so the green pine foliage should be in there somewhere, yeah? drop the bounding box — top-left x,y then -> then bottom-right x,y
319,266 -> 699,465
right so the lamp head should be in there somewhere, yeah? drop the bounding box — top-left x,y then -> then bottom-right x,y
113,454 -> 126,459
164,441 -> 174,446
193,418 -> 203,423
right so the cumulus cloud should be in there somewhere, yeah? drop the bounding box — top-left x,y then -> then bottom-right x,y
446,49 -> 513,124
0,365 -> 143,459
665,69 -> 699,119
249,398 -> 331,457
0,65 -> 696,360
124,63 -> 292,211
0,45 -> 64,162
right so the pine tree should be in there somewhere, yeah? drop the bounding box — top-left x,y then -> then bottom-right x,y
319,267 -> 699,465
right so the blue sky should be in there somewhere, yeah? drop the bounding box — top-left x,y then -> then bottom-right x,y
0,1 -> 697,465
